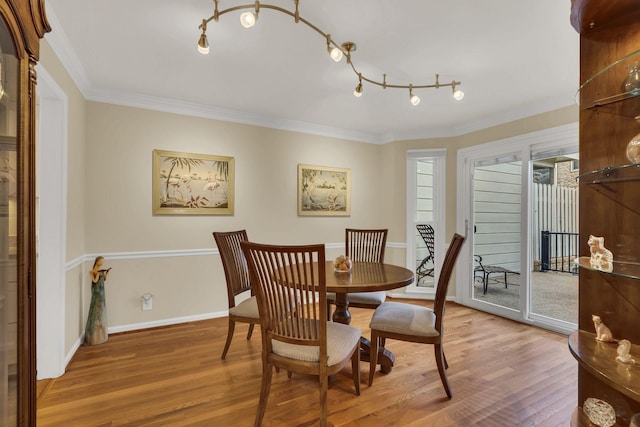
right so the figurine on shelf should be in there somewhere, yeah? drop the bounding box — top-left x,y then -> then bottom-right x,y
615,339 -> 635,364
588,235 -> 613,273
592,315 -> 615,342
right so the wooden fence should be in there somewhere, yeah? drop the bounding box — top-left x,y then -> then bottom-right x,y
532,183 -> 578,268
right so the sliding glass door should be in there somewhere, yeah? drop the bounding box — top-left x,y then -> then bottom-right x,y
472,156 -> 522,312
456,125 -> 578,333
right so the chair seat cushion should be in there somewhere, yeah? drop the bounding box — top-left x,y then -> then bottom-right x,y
272,322 -> 360,366
327,291 -> 386,306
369,301 -> 439,337
228,295 -> 259,319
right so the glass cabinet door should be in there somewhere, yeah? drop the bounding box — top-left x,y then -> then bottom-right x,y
0,14 -> 18,427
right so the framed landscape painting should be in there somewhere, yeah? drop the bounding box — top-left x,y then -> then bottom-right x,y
298,164 -> 351,216
152,149 -> 234,215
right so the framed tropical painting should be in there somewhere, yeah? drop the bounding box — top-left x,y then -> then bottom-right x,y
298,164 -> 351,216
152,149 -> 234,215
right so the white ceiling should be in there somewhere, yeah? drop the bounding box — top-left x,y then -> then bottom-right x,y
43,0 -> 579,144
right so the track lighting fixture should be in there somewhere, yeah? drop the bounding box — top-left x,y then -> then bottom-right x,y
196,0 -> 463,105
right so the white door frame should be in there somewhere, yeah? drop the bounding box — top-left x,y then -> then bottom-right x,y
36,65 -> 68,379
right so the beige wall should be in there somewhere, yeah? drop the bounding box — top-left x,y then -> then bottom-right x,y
38,37 -> 578,367
85,103 -> 384,253
82,102 -> 386,332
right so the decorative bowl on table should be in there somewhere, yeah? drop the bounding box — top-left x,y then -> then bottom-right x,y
334,255 -> 352,273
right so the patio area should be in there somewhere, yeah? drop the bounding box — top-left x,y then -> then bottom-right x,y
473,270 -> 578,324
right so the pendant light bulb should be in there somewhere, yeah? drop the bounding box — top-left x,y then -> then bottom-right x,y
409,85 -> 420,106
326,35 -> 343,62
452,83 -> 464,100
240,11 -> 256,28
354,73 -> 363,97
354,83 -> 363,97
329,46 -> 343,62
197,20 -> 210,55
197,33 -> 210,55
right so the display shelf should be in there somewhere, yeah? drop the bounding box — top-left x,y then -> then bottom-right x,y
575,257 -> 640,280
569,330 -> 640,402
571,2 -> 640,426
576,48 -> 640,116
576,163 -> 640,184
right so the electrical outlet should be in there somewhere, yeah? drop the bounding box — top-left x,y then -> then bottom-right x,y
142,295 -> 153,311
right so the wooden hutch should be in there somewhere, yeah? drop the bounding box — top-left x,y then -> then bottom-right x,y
569,1 -> 640,426
0,0 -> 49,425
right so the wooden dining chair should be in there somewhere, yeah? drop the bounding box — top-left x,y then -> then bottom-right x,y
367,233 -> 465,398
327,228 -> 388,318
213,230 -> 260,360
241,241 -> 361,427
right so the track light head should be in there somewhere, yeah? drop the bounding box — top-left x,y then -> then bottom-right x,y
197,20 -> 209,54
452,82 -> 464,100
326,35 -> 343,62
329,46 -> 343,62
240,1 -> 260,28
354,73 -> 363,97
354,83 -> 363,97
409,85 -> 420,106
240,11 -> 256,28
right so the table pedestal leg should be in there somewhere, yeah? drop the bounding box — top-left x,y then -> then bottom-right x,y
332,294 -> 394,373
331,294 -> 351,325
359,337 -> 394,373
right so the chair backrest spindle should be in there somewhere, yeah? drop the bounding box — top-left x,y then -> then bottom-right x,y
345,228 -> 388,263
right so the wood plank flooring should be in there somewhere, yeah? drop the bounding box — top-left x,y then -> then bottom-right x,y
36,301 -> 577,426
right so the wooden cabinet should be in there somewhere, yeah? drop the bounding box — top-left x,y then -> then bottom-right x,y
0,1 -> 49,425
570,1 -> 640,425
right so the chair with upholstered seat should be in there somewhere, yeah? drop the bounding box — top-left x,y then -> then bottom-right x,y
327,228 -> 388,318
367,233 -> 465,398
213,230 -> 259,360
241,241 -> 361,427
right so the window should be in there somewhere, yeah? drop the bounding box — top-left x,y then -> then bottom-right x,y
406,150 -> 445,294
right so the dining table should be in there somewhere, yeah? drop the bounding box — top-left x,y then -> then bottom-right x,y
322,260 -> 415,373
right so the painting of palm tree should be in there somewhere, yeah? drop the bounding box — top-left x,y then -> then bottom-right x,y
152,149 -> 234,215
298,164 -> 350,216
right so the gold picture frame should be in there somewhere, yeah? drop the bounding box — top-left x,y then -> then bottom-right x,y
298,164 -> 351,216
152,149 -> 234,215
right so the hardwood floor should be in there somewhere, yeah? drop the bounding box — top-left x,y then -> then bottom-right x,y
37,301 -> 577,426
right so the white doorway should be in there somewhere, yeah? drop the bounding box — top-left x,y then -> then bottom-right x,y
35,66 -> 68,379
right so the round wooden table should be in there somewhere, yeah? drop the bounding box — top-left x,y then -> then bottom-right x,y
323,260 -> 414,372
